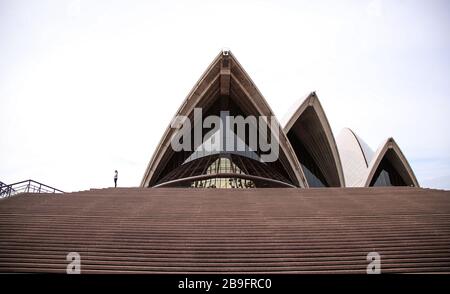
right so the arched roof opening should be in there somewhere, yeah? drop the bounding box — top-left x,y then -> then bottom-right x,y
283,92 -> 344,187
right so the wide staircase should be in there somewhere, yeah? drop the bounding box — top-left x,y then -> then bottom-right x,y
0,187 -> 449,273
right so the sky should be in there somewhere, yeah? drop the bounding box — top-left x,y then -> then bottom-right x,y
0,0 -> 449,191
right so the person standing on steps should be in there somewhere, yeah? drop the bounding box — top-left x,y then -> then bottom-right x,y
114,170 -> 118,188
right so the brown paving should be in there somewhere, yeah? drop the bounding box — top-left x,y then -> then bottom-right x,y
0,187 -> 449,273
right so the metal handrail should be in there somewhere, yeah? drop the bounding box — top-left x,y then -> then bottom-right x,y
0,179 -> 64,198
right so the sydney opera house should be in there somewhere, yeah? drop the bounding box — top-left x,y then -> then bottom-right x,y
0,50 -> 449,274
141,50 -> 419,190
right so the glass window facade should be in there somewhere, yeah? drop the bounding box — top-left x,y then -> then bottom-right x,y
190,157 -> 255,188
157,154 -> 291,188
287,133 -> 328,187
191,177 -> 255,189
370,157 -> 407,187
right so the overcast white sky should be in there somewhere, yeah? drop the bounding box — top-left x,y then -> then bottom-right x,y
1,0 -> 449,191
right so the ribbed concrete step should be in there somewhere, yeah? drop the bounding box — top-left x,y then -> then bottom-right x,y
0,187 -> 449,273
